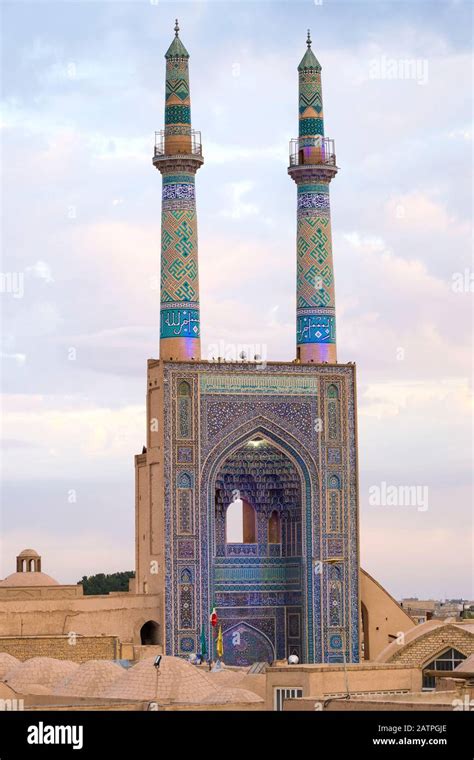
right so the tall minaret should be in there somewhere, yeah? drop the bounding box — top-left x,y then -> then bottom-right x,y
153,20 -> 203,361
288,31 -> 338,364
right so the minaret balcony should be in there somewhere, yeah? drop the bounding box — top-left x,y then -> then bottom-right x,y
153,129 -> 204,172
154,129 -> 202,158
288,136 -> 338,183
289,136 -> 336,167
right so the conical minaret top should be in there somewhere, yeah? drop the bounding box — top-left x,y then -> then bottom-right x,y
288,32 -> 338,363
298,30 -> 324,139
153,21 -> 204,361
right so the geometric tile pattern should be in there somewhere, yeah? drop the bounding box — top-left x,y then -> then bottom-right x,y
299,70 -> 324,137
166,60 -> 189,102
165,58 -> 191,129
297,213 -> 334,309
300,117 -> 324,136
161,210 -> 199,303
165,105 -> 191,125
295,181 -> 336,347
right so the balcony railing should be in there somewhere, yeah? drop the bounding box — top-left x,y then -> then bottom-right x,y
289,136 -> 336,167
154,129 -> 202,158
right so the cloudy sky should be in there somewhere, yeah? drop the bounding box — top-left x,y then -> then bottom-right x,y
1,0 -> 472,599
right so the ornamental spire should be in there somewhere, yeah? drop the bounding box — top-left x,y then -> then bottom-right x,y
298,31 -> 321,71
165,20 -> 189,59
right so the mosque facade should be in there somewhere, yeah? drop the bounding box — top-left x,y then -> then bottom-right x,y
134,23 -> 360,665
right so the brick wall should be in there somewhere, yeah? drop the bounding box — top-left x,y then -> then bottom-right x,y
389,626 -> 474,667
0,635 -> 118,662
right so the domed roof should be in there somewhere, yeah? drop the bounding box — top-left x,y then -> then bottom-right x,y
102,656 -> 218,703
201,687 -> 264,704
202,667 -> 247,688
54,660 -> 125,698
4,657 -> 79,694
18,548 -> 40,557
0,571 -> 59,587
0,682 -> 20,700
0,652 -> 20,679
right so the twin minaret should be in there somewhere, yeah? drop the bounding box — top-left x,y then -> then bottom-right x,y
288,30 -> 338,364
153,20 -> 203,362
154,24 -> 338,364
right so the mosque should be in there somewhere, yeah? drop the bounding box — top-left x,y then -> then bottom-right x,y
1,25 -> 472,684
136,21 -> 359,665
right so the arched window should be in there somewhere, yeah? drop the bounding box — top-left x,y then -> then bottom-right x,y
268,510 -> 281,544
422,648 -> 466,690
226,492 -> 256,543
140,620 -> 161,645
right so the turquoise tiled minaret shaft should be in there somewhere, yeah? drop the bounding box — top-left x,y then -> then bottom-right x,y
288,31 -> 338,364
153,20 -> 204,361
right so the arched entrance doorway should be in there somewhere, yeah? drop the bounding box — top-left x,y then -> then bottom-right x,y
140,620 -> 161,645
212,436 -> 304,665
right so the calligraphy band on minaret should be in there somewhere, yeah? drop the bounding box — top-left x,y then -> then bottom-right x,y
154,20 -> 203,361
288,30 -> 338,364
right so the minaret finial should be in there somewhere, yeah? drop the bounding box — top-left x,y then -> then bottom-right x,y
174,18 -> 179,37
307,29 -> 312,48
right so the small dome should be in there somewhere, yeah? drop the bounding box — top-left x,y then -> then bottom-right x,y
203,668 -> 246,688
4,657 -> 79,694
0,653 -> 20,679
201,687 -> 264,704
102,656 -> 218,703
0,572 -> 59,587
54,660 -> 125,698
18,549 -> 40,558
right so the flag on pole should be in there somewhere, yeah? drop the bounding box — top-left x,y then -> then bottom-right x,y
216,625 -> 224,659
210,604 -> 218,629
200,625 -> 207,657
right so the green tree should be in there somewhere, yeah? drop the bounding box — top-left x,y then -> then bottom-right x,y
78,571 -> 135,596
